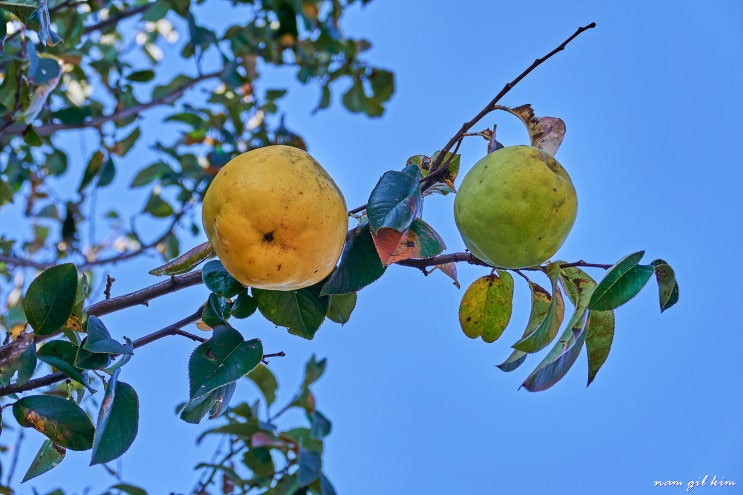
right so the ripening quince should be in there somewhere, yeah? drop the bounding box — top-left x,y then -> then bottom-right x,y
453,145 -> 577,269
202,145 -> 348,291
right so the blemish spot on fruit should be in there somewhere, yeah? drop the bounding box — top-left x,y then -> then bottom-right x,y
277,264 -> 282,271
263,232 -> 274,242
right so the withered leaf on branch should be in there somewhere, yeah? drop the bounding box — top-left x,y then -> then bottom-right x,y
510,104 -> 566,155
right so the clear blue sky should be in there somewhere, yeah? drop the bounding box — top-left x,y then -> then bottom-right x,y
11,1 -> 743,494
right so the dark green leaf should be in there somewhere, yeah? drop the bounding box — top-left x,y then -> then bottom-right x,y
164,112 -> 206,127
310,410 -> 331,439
326,292 -> 356,325
37,340 -> 93,392
23,263 -> 77,336
246,364 -> 277,407
585,310 -> 615,386
74,346 -> 111,370
180,382 -> 236,424
0,178 -> 13,206
126,70 -> 155,83
29,56 -> 61,84
141,0 -> 169,21
512,265 -> 565,353
13,395 -> 94,450
21,439 -> 65,482
242,447 -> 275,478
152,74 -> 193,100
253,283 -> 329,340
83,316 -> 132,355
202,259 -> 243,297
589,251 -> 654,310
320,474 -> 337,495
651,259 -> 679,312
108,483 -> 148,495
188,325 -> 263,399
23,125 -> 42,146
320,224 -> 385,296
130,162 -> 176,188
521,321 -> 587,392
91,369 -> 139,465
298,447 -> 322,487
78,150 -> 105,193
231,290 -> 258,319
51,106 -> 92,124
367,165 -> 422,233
143,191 -> 174,218
96,156 -> 116,187
201,293 -> 229,328
369,68 -> 394,102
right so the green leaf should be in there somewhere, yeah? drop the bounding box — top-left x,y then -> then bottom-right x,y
13,395 -> 95,450
126,70 -> 155,83
23,125 -> 42,146
0,178 -> 13,206
521,320 -> 588,392
96,156 -> 116,188
152,74 -> 193,99
110,127 -> 141,156
246,364 -> 277,407
651,259 -> 679,312
164,111 -> 206,127
29,56 -> 61,84
589,251 -> 655,310
74,346 -> 111,370
253,283 -> 329,340
180,382 -> 236,424
202,259 -> 243,297
585,310 -> 615,386
367,165 -> 422,233
83,316 -> 133,355
51,106 -> 92,125
242,446 -> 276,478
458,271 -> 514,343
320,474 -> 337,495
326,292 -> 357,325
298,447 -> 322,487
267,473 -> 300,495
512,265 -> 565,353
149,241 -> 214,276
91,369 -> 139,465
371,217 -> 445,266
141,0 -> 169,21
23,263 -> 77,336
35,5 -> 62,45
231,290 -> 258,319
37,340 -> 94,392
21,439 -> 65,483
78,150 -> 105,193
320,224 -> 385,296
302,355 -> 326,388
130,162 -> 176,188
143,191 -> 174,218
0,335 -> 36,387
0,0 -> 37,29
310,410 -> 331,439
108,483 -> 148,495
188,325 -> 263,399
201,293 -> 229,328
369,68 -> 394,102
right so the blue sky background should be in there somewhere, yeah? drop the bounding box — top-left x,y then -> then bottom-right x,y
6,1 -> 743,494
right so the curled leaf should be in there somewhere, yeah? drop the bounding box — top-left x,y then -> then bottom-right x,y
508,104 -> 566,155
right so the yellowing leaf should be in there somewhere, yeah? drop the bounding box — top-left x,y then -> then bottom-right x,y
458,272 -> 514,343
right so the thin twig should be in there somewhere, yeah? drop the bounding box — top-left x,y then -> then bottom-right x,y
5,428 -> 24,486
394,252 -> 612,271
423,22 -> 596,188
83,3 -> 152,35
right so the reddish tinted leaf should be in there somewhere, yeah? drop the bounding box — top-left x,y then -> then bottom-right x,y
371,218 -> 445,265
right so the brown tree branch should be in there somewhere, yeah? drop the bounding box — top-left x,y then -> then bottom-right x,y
2,70 -> 222,137
394,252 -> 612,271
85,270 -> 204,317
83,3 -> 153,35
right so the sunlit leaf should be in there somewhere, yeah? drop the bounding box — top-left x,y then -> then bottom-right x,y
13,395 -> 94,450
91,369 -> 139,465
458,272 -> 514,343
23,263 -> 77,336
589,251 -> 654,310
148,241 -> 214,276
